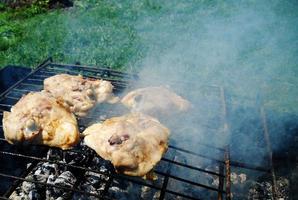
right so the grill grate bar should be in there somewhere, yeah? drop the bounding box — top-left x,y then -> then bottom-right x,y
3,96 -> 19,101
156,171 -> 225,193
0,104 -> 12,109
161,157 -> 225,177
34,71 -> 130,87
163,189 -> 202,200
168,145 -> 225,164
18,83 -> 43,88
10,88 -> 32,93
51,63 -> 137,79
33,70 -> 131,84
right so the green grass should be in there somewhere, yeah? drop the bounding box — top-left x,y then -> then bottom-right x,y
0,0 -> 297,114
0,1 -> 144,70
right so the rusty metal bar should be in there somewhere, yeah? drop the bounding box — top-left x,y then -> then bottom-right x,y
260,107 -> 278,200
225,146 -> 231,200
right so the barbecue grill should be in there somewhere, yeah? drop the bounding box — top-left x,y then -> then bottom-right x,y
0,58 -> 279,199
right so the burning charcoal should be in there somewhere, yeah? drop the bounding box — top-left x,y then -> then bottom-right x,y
90,156 -> 114,172
62,141 -> 95,166
28,189 -> 42,200
141,186 -> 160,200
39,163 -> 59,176
107,178 -> 134,199
248,181 -> 273,200
248,176 -> 289,200
46,171 -> 77,200
63,150 -> 87,166
75,154 -> 113,199
21,176 -> 37,194
10,161 -> 61,200
79,171 -> 107,196
47,149 -> 63,161
276,177 -> 289,199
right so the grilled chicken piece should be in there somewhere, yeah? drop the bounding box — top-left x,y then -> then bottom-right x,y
2,91 -> 79,150
83,113 -> 170,177
121,86 -> 190,116
44,74 -> 119,117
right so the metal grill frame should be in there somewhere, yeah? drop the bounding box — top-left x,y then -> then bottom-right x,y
0,58 -> 276,200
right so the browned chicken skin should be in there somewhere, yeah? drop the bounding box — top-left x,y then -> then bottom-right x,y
83,113 -> 170,177
2,91 -> 79,149
121,86 -> 190,117
44,74 -> 119,117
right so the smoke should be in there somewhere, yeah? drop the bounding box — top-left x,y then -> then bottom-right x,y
120,0 -> 298,168
63,0 -> 297,197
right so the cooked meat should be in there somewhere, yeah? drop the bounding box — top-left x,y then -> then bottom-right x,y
2,91 -> 79,150
44,74 -> 119,117
83,113 -> 170,177
121,86 -> 190,116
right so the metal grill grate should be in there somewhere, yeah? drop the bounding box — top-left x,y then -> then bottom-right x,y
0,58 -> 275,200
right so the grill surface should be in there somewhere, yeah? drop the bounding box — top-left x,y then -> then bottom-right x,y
0,58 -> 276,199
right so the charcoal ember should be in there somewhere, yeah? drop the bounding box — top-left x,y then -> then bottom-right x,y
141,186 -> 160,200
80,171 -> 106,191
10,189 -> 41,200
109,181 -> 161,200
248,181 -> 273,200
90,156 -> 114,172
36,163 -> 59,178
62,146 -> 94,166
74,156 -> 112,199
21,175 -> 37,194
47,141 -> 94,167
47,149 -> 63,161
276,177 -> 289,198
28,190 -> 42,200
248,177 -> 289,200
75,171 -> 108,199
10,162 -> 60,200
109,185 -> 130,199
46,171 -> 77,200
